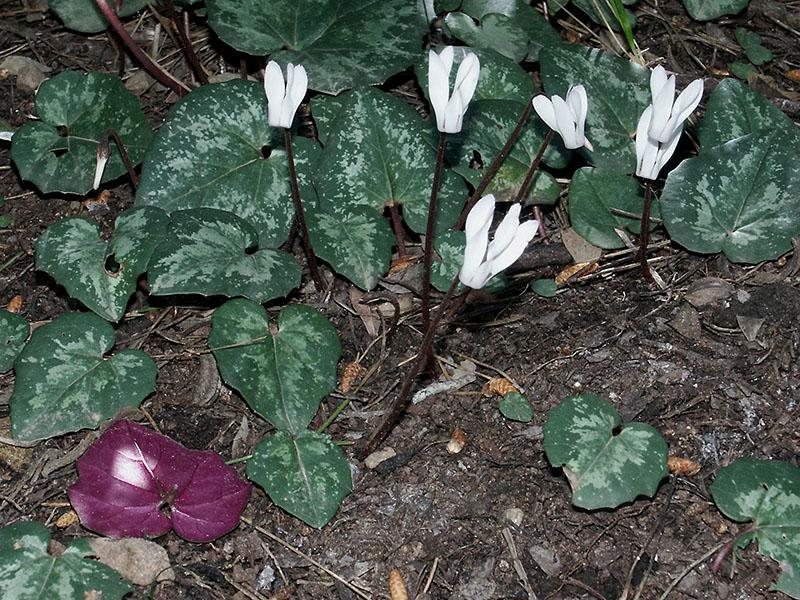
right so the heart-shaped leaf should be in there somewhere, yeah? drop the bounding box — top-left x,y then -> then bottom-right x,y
499,392 -> 533,422
543,393 -> 668,510
661,129 -> 800,263
10,71 -> 152,195
10,313 -> 156,442
539,45 -> 650,173
710,459 -> 800,597
445,99 -> 567,201
441,0 -> 562,61
0,522 -> 130,599
735,28 -> 773,65
49,0 -> 148,33
531,278 -> 557,297
147,208 -> 301,302
0,310 -> 28,373
698,78 -> 791,149
36,207 -> 169,322
136,80 -> 320,248
568,167 -> 659,249
306,205 -> 394,290
205,0 -> 429,94
209,300 -> 341,434
247,430 -> 352,528
313,87 -> 465,235
681,0 -> 749,21
68,420 -> 251,542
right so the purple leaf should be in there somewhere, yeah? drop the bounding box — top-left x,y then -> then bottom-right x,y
68,420 -> 251,542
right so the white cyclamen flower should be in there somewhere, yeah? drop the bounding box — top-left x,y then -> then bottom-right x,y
428,46 -> 480,134
635,66 -> 703,180
532,85 -> 593,151
459,194 -> 538,290
264,60 -> 308,129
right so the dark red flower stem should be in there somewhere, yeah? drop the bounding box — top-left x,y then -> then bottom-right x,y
421,132 -> 447,334
454,100 -> 533,231
360,274 -> 460,459
95,0 -> 190,97
638,182 -> 655,284
712,524 -> 758,575
162,0 -> 208,85
514,129 -> 554,204
284,128 -> 324,290
100,128 -> 138,190
388,203 -> 406,258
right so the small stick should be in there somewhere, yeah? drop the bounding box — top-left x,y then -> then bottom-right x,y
95,0 -> 190,97
637,182 -> 656,283
162,0 -> 208,85
421,132 -> 446,334
514,130 -> 554,204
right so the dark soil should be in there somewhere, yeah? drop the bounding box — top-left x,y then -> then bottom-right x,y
1,1 -> 800,599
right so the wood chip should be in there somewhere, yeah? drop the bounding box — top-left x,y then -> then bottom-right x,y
446,427 -> 467,455
55,510 -> 79,529
482,378 -> 519,397
5,295 -> 23,313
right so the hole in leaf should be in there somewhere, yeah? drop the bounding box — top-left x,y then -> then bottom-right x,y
56,125 -> 69,137
260,145 -> 272,159
469,150 -> 484,171
50,147 -> 68,157
104,254 -> 122,276
611,424 -> 622,436
244,243 -> 259,255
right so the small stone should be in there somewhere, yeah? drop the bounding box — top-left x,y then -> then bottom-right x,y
364,447 -> 396,469
503,507 -> 524,527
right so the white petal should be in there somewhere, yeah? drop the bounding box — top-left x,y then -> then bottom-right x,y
552,95 -> 579,148
654,125 -> 683,175
488,219 -> 538,277
648,74 -> 675,141
459,261 -> 492,289
428,47 -> 453,132
565,85 -> 587,122
649,65 -> 669,99
635,106 -> 659,179
92,153 -> 109,190
532,95 -> 558,131
461,194 -> 495,284
486,203 -> 521,262
282,63 -> 307,128
452,52 -> 480,113
659,78 -> 703,142
442,91 -> 465,133
0,131 -> 12,142
264,61 -> 286,128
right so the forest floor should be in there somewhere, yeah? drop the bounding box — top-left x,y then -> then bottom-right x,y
1,0 -> 800,598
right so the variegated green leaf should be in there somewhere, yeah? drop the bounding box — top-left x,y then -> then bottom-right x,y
10,71 -> 152,195
313,88 -> 465,235
136,80 -> 321,249
206,0 -> 429,95
442,0 -> 562,61
49,0 -> 148,33
540,45 -> 650,174
306,205 -> 393,290
682,0 -> 749,21
0,311 -> 29,373
247,430 -> 352,528
445,100 -> 567,202
568,167 -> 659,249
499,392 -> 533,422
209,300 -> 341,434
0,522 -> 130,600
36,207 -> 169,322
543,394 -> 668,510
148,208 -> 300,302
10,313 -> 156,442
710,459 -> 800,597
698,78 -> 791,149
661,129 -> 800,263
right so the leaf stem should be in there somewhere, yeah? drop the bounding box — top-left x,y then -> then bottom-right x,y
514,129 -> 554,204
284,128 -> 325,290
422,132 -> 446,335
388,203 -> 406,258
94,0 -> 190,97
711,523 -> 758,576
100,128 -> 139,190
161,0 -> 209,85
454,100 -> 533,230
360,274 -> 460,459
638,181 -> 655,284
317,397 -> 351,434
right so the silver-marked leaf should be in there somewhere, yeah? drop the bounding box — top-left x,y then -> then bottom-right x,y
206,0 -> 429,95
306,205 -> 393,290
10,71 -> 152,195
36,207 -> 169,322
698,78 -> 792,149
136,80 -> 316,248
429,230 -> 506,293
0,311 -> 28,373
209,300 -> 341,434
499,392 -> 533,422
710,459 -> 800,597
661,129 -> 800,263
0,522 -> 130,600
540,45 -> 651,173
314,88 -> 465,235
446,100 -> 568,202
682,0 -> 748,21
49,0 -> 148,33
543,394 -> 668,510
568,167 -> 659,249
10,312 -> 156,442
247,430 -> 352,528
148,208 -> 300,302
442,0 -> 562,61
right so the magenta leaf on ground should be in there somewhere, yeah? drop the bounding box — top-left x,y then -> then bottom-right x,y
68,420 -> 251,543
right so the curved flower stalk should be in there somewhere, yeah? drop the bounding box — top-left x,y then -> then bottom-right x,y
532,85 -> 593,151
459,195 -> 539,290
428,46 -> 480,134
264,61 -> 308,129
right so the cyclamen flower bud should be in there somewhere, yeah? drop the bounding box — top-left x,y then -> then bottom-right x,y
428,46 -> 480,134
264,61 -> 308,129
